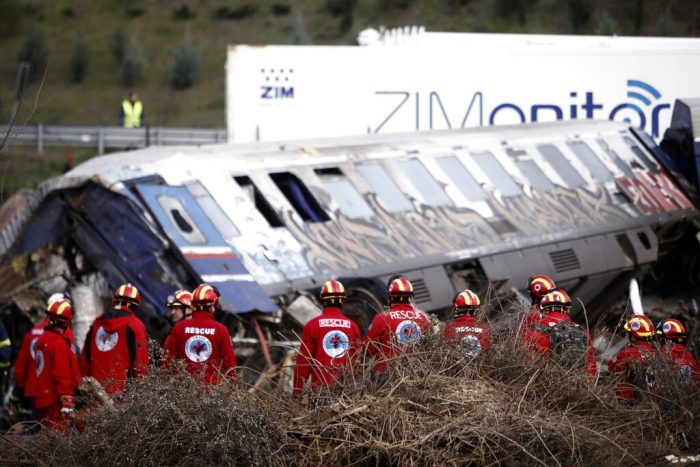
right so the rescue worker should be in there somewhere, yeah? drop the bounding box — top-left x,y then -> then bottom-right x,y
12,294 -> 75,422
443,289 -> 491,357
80,284 -> 148,395
524,289 -> 597,375
293,280 -> 362,395
520,275 -> 557,333
366,276 -> 429,372
608,315 -> 657,401
34,300 -> 81,433
656,318 -> 700,383
166,289 -> 193,324
163,284 -> 237,385
119,91 -> 145,128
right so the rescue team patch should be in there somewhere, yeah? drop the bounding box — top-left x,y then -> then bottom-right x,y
322,330 -> 349,358
35,349 -> 44,377
460,335 -> 482,357
395,320 -> 421,344
96,326 -> 119,352
185,335 -> 213,363
30,337 -> 40,359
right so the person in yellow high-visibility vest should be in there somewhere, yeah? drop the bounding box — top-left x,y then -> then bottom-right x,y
119,91 -> 145,128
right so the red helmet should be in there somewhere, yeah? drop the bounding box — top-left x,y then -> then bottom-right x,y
113,283 -> 141,307
388,276 -> 414,302
624,315 -> 654,339
453,289 -> 480,312
540,289 -> 571,312
166,289 -> 192,309
656,318 -> 686,340
528,275 -> 556,299
46,300 -> 73,323
191,284 -> 219,310
320,280 -> 345,304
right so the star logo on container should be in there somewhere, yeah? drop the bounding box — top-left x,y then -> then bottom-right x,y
259,67 -> 295,100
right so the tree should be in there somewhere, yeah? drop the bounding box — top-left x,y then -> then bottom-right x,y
170,32 -> 201,90
119,38 -> 145,88
17,24 -> 49,83
568,0 -> 592,32
110,29 -> 128,64
291,13 -> 311,45
70,32 -> 90,83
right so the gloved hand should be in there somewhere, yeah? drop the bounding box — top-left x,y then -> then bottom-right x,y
60,395 -> 76,417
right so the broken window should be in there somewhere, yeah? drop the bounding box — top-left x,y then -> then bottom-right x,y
356,163 -> 413,213
156,195 -> 207,244
435,156 -> 486,202
622,136 -> 658,173
187,182 -> 240,239
314,167 -> 374,219
567,141 -> 613,182
596,139 -> 634,179
234,176 -> 284,228
395,158 -> 453,206
536,144 -> 585,188
269,172 -> 329,223
469,151 -> 521,196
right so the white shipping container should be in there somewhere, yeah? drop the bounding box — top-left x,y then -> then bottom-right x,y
226,34 -> 700,143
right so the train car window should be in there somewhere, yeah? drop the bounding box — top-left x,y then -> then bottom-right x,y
269,172 -> 330,223
470,151 -> 521,196
356,163 -> 413,213
436,156 -> 486,201
567,141 -> 613,182
622,136 -> 659,173
314,168 -> 374,219
156,195 -> 207,244
536,144 -> 585,188
233,176 -> 284,228
596,139 -> 634,179
396,159 -> 454,206
515,160 -> 554,192
187,182 -> 240,239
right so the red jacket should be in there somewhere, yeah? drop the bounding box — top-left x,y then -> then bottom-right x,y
443,315 -> 491,356
33,327 -> 81,410
79,307 -> 148,395
522,311 -> 597,376
661,343 -> 700,384
163,311 -> 237,385
293,307 -> 362,395
366,303 -> 429,371
15,319 -> 75,397
607,340 -> 656,400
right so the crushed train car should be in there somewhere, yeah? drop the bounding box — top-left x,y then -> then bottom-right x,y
0,116 -> 699,362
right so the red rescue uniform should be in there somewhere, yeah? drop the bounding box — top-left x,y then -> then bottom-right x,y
80,308 -> 148,395
15,319 -> 75,398
34,327 -> 81,432
443,315 -> 491,357
522,311 -> 597,376
661,342 -> 700,384
293,307 -> 362,395
163,311 -> 237,385
607,340 -> 656,401
366,304 -> 429,372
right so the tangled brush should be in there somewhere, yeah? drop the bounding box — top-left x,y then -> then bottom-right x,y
2,306 -> 699,466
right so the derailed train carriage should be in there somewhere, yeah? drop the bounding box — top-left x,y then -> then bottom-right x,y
0,114 -> 699,363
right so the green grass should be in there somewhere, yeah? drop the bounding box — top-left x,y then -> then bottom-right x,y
0,0 -> 697,197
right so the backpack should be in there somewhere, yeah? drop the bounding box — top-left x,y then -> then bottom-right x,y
547,321 -> 588,369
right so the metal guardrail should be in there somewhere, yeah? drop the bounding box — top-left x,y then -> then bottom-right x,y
1,124 -> 228,154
